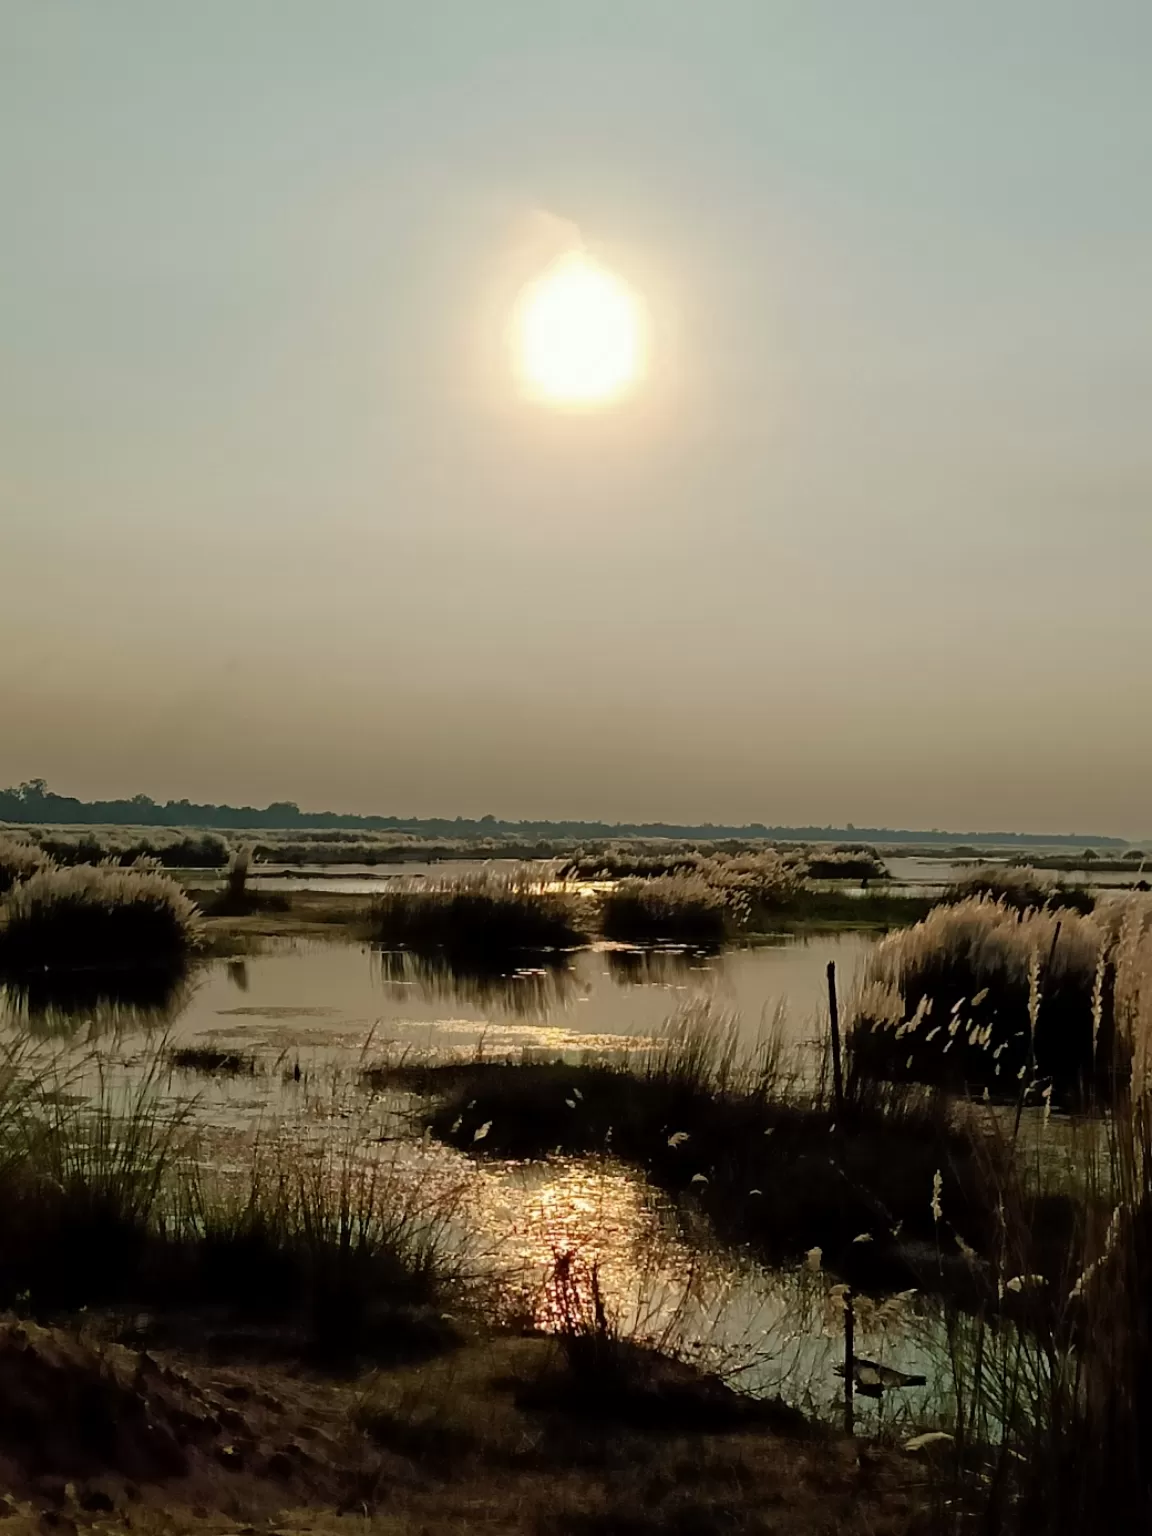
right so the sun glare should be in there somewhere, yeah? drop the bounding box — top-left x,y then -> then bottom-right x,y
514,253 -> 643,407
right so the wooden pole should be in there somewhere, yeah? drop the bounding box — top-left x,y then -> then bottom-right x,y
827,960 -> 845,1119
843,1287 -> 855,1437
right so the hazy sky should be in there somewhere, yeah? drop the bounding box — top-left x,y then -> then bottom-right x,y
2,2 -> 1149,834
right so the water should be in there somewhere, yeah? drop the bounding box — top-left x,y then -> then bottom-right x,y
0,929 -> 954,1423
178,933 -> 869,1058
0,930 -> 871,1063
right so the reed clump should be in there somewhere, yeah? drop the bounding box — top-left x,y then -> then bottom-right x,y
598,864 -> 925,943
0,861 -> 203,974
599,874 -> 734,944
803,848 -> 889,882
370,868 -> 586,957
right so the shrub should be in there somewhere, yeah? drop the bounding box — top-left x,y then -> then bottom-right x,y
0,862 -> 202,972
370,869 -> 585,956
0,834 -> 52,896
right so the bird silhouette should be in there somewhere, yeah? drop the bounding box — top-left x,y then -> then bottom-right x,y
834,1357 -> 927,1398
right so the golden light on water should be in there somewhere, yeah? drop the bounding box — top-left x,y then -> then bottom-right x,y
513,252 -> 644,407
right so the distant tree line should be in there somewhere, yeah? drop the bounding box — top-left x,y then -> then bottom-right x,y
0,780 -> 1126,848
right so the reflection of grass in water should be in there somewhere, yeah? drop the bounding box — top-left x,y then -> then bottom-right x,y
1,964 -> 196,1038
373,945 -> 577,1017
606,945 -> 719,987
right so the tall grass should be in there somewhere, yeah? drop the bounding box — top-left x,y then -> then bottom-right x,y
598,864 -> 926,943
370,868 -> 586,956
923,914 -> 1152,1534
374,946 -> 576,1016
850,896 -> 1115,1100
192,1124 -> 466,1357
0,861 -> 203,973
0,833 -> 52,896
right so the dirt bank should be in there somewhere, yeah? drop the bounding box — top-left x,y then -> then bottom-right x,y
0,1315 -> 932,1535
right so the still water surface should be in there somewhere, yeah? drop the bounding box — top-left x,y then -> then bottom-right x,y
176,933 -> 871,1061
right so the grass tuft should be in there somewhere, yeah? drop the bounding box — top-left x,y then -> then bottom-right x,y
600,876 -> 733,944
0,862 -> 202,974
370,868 -> 586,957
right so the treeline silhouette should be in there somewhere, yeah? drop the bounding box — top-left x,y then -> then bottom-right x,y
0,780 -> 1124,847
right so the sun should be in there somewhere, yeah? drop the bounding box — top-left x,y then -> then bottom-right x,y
513,253 -> 644,407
